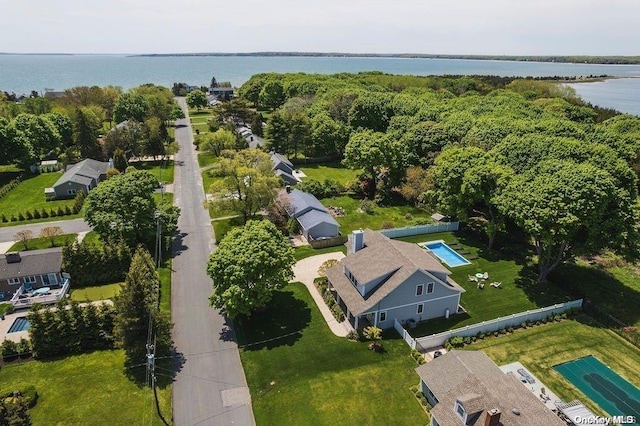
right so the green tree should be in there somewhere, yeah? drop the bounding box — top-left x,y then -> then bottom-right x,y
39,226 -> 63,247
496,160 -> 635,282
399,166 -> 433,206
84,170 -> 179,247
207,220 -> 295,318
186,90 -> 208,111
198,129 -> 236,156
23,95 -> 51,114
343,130 -> 406,199
44,112 -> 74,147
170,103 -> 185,121
113,92 -> 149,123
250,112 -> 264,137
73,108 -> 102,159
209,149 -> 280,223
112,148 -> 128,172
11,113 -> 61,161
348,92 -> 395,132
258,80 -> 285,110
264,110 -> 289,154
114,247 -> 172,367
143,117 -> 167,159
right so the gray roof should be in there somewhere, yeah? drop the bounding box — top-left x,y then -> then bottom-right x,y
326,230 -> 463,315
53,158 -> 110,189
416,351 -> 564,426
0,248 -> 63,281
281,189 -> 327,218
275,169 -> 300,185
270,151 -> 294,170
113,120 -> 129,130
297,209 -> 339,231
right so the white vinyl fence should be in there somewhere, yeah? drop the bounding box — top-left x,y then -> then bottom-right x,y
394,319 -> 417,350
380,222 -> 460,239
413,299 -> 583,351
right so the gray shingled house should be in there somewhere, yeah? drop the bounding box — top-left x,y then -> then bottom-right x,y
326,229 -> 464,329
416,351 -> 564,426
279,189 -> 339,240
45,158 -> 110,199
0,249 -> 64,303
270,152 -> 300,186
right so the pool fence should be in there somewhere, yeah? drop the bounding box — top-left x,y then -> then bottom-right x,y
380,222 -> 459,239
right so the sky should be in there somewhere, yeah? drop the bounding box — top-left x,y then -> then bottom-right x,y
2,0 -> 639,55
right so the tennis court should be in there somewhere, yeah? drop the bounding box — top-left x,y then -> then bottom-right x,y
554,355 -> 640,422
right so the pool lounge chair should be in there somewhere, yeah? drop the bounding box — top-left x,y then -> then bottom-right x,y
482,272 -> 489,280
477,282 -> 485,289
490,282 -> 502,288
468,275 -> 478,282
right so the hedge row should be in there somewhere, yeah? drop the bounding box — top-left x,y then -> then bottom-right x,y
0,192 -> 85,223
314,277 -> 345,322
0,175 -> 23,200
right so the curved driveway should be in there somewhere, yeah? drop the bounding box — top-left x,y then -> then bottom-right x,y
171,98 -> 254,426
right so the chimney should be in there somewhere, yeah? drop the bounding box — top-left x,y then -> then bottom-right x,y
484,408 -> 501,426
285,184 -> 291,193
108,158 -> 114,169
5,252 -> 21,264
352,229 -> 364,253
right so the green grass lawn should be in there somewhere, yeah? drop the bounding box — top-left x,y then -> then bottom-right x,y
294,244 -> 346,261
0,164 -> 22,187
158,259 -> 171,313
469,317 -> 640,417
128,159 -> 175,184
81,231 -> 101,245
197,152 -> 218,168
237,283 -> 427,425
201,169 -> 223,195
299,162 -> 361,186
319,195 -> 430,234
9,234 -> 77,251
0,350 -> 172,425
70,282 -> 121,302
0,172 -> 77,219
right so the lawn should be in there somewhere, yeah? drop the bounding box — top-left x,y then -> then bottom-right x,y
197,152 -> 218,168
299,162 -> 361,186
469,317 -> 640,417
8,234 -> 77,251
0,172 -> 77,219
0,350 -> 172,425
237,283 -> 428,425
201,168 -> 223,195
319,195 -> 430,234
158,259 -> 171,313
81,231 -> 101,245
397,232 -> 574,336
70,282 -> 121,302
294,244 -> 346,261
128,159 -> 175,184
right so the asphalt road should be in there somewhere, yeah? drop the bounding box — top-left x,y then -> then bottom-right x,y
171,98 -> 255,426
0,218 -> 91,243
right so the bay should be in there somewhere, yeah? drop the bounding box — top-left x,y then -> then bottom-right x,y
0,54 -> 638,115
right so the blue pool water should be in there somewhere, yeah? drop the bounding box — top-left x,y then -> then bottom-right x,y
7,317 -> 30,333
421,241 -> 471,267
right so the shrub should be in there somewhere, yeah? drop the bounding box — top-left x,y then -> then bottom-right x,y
17,212 -> 25,221
33,209 -> 40,219
331,304 -> 344,321
477,332 -> 486,340
25,210 -> 33,220
64,205 -> 72,215
50,208 -> 57,217
346,330 -> 360,341
448,336 -> 464,348
1,214 -> 7,222
405,212 -> 413,220
362,326 -> 382,341
493,331 -> 499,337
10,214 -> 17,222
381,221 -> 395,229
1,339 -> 18,359
507,326 -> 514,333
463,336 -> 472,345
57,206 -> 64,216
40,208 -> 48,218
287,218 -> 300,235
359,198 -> 375,214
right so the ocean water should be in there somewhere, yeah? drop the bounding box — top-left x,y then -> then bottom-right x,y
0,54 -> 638,115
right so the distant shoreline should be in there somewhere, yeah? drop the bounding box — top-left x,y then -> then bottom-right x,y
2,52 -> 640,65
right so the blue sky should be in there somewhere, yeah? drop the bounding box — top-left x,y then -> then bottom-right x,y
2,0 -> 639,55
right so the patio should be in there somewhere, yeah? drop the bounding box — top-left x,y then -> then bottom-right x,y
500,361 -> 562,411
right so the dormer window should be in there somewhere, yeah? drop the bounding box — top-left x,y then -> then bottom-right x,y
346,269 -> 359,287
455,400 -> 467,422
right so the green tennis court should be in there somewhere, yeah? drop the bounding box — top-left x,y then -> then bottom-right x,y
555,355 -> 640,423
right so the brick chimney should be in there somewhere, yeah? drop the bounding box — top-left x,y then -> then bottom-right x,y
484,408 -> 501,426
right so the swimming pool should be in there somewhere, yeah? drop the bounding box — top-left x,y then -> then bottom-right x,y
419,240 -> 471,267
555,355 -> 640,422
7,317 -> 30,333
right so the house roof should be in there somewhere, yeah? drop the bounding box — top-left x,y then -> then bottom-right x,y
0,248 -> 63,281
274,169 -> 300,185
281,189 -> 327,218
53,158 -> 110,189
297,209 -> 339,231
416,351 -> 564,426
326,230 -> 463,315
270,151 -> 294,170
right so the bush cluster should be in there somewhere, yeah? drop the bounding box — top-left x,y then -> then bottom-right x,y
62,240 -> 132,287
0,386 -> 36,425
444,311 -> 572,350
315,277 -> 345,322
0,175 -> 23,200
38,164 -> 61,173
410,349 -> 426,365
28,301 -> 115,359
1,192 -> 85,223
1,338 -> 31,361
410,385 -> 433,412
359,198 -> 375,214
297,178 -> 343,198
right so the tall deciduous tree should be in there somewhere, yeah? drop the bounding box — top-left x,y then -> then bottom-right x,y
11,113 -> 61,161
114,247 -> 172,367
14,230 -> 33,250
198,129 -> 236,156
207,220 -> 295,318
209,149 -> 280,223
113,93 -> 149,123
185,90 -> 208,111
258,80 -> 285,110
39,226 -> 64,247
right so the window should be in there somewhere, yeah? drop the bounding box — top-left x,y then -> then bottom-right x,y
416,284 -> 424,296
427,282 -> 434,294
8,278 -> 21,285
455,401 -> 466,421
24,276 -> 36,284
417,304 -> 424,315
67,189 -> 77,195
379,311 -> 387,322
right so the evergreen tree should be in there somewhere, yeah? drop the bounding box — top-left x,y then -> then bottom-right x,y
74,108 -> 101,159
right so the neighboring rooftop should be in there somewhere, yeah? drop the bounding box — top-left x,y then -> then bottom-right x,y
0,248 -> 63,281
53,158 -> 110,188
270,152 -> 294,170
281,189 -> 327,217
297,209 -> 339,231
416,351 -> 565,426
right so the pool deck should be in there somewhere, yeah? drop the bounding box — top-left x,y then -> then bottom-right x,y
500,361 -> 562,411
